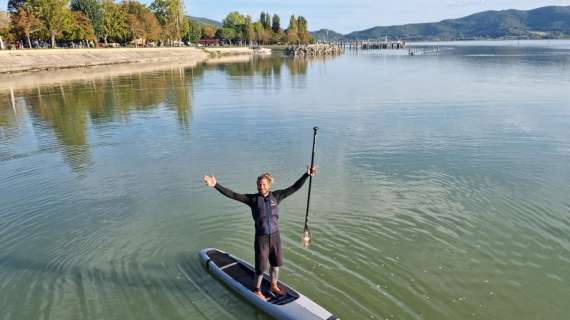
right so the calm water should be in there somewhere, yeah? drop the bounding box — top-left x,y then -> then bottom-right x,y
1,41 -> 569,320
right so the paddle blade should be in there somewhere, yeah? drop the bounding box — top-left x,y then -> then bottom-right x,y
301,227 -> 312,248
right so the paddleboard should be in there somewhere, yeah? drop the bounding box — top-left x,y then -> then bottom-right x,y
198,248 -> 338,320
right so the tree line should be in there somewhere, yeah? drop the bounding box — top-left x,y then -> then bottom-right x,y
0,1 -> 314,49
209,11 -> 313,45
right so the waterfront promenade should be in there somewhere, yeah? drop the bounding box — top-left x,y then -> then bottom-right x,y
0,47 -> 253,74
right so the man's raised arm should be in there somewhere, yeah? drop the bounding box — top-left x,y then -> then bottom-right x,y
204,175 -> 250,205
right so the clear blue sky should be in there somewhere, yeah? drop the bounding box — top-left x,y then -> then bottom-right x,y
2,0 -> 569,34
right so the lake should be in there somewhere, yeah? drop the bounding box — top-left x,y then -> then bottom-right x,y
1,40 -> 569,319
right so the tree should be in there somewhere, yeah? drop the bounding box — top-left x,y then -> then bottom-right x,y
122,1 -> 161,46
150,0 -> 184,44
64,11 -> 95,42
222,11 -> 246,43
201,24 -> 216,39
126,13 -> 144,45
141,10 -> 161,42
259,12 -> 266,29
254,21 -> 269,44
271,14 -> 280,33
32,0 -> 72,48
0,11 -> 11,49
216,27 -> 235,44
70,0 -> 102,42
286,15 -> 298,44
223,11 -> 245,29
297,16 -> 310,44
244,15 -> 254,45
101,0 -> 128,44
12,6 -> 41,48
186,19 -> 201,42
263,11 -> 271,30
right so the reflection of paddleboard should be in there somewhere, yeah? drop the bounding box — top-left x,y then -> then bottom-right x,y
198,248 -> 339,320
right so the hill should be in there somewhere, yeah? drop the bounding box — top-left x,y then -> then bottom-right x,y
345,6 -> 570,40
189,16 -> 222,28
310,29 -> 345,42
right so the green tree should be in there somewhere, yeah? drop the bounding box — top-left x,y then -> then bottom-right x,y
222,11 -> 246,42
215,27 -> 235,44
186,19 -> 201,42
244,15 -> 254,45
64,11 -> 95,42
271,14 -> 280,33
32,0 -> 72,48
254,20 -> 270,44
263,11 -> 271,30
223,11 -> 245,29
150,0 -> 184,44
70,0 -> 102,42
101,0 -> 128,44
259,12 -> 266,29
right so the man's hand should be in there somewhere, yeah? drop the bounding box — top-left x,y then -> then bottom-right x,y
203,175 -> 217,187
307,165 -> 319,177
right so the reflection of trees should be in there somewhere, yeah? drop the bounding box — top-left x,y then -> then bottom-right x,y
0,92 -> 22,159
27,85 -> 90,172
0,93 -> 17,131
203,54 -> 340,79
216,56 -> 285,78
285,57 -> 309,76
10,67 -> 197,171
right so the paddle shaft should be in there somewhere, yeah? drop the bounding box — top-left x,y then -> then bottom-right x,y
304,127 -> 318,230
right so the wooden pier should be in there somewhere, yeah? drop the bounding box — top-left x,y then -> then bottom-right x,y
328,40 -> 407,50
407,45 -> 440,56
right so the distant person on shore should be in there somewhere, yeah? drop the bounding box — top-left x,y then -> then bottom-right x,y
203,165 -> 318,300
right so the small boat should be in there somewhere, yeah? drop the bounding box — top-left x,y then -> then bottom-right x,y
254,47 -> 272,55
197,248 -> 338,320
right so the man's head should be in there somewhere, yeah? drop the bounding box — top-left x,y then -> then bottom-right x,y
257,173 -> 273,197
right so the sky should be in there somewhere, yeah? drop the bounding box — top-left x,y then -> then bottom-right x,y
2,0 -> 570,34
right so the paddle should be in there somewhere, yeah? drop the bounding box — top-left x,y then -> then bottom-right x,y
302,126 -> 318,248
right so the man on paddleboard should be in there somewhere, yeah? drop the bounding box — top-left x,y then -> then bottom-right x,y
203,166 -> 318,300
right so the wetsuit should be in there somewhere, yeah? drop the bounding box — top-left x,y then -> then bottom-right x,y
214,173 -> 309,272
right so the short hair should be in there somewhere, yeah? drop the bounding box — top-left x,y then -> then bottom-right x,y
257,172 -> 274,185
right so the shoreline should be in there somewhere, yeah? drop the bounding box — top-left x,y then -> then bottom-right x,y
0,47 -> 253,92
0,47 -> 253,74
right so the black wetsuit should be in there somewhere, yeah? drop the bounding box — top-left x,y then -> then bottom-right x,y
214,173 -> 309,272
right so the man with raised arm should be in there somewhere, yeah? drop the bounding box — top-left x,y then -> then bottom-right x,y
203,166 -> 318,300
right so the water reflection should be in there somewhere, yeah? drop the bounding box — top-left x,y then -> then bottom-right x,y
1,68 -> 197,171
203,55 -> 338,78
0,55 -> 336,171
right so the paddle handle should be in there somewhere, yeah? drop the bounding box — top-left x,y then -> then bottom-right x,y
304,127 -> 318,229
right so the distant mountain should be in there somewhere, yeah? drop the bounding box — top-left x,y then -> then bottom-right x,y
345,6 -> 570,40
310,29 -> 345,41
189,16 -> 222,28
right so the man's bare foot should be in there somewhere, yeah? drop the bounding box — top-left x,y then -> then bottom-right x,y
253,288 -> 267,300
270,283 -> 285,296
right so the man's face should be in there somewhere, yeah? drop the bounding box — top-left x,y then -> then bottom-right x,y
257,178 -> 270,196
